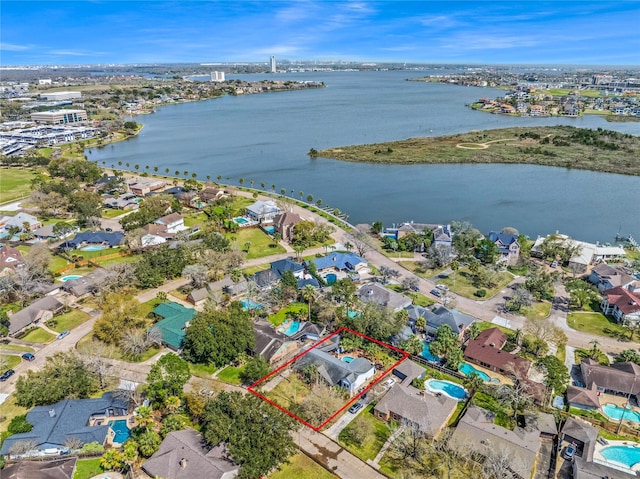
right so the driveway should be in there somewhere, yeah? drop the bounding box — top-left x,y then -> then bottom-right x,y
323,403 -> 364,440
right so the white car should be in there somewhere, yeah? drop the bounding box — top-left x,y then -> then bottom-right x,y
383,377 -> 396,388
436,284 -> 449,291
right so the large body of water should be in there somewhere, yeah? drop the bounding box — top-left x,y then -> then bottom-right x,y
89,70 -> 640,242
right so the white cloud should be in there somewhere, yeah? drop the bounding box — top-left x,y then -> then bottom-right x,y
0,42 -> 31,51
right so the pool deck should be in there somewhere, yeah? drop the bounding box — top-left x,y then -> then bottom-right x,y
599,393 -> 640,425
593,439 -> 640,473
461,362 -> 512,385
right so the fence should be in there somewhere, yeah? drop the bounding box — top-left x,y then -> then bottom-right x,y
54,251 -> 133,273
409,353 -> 467,381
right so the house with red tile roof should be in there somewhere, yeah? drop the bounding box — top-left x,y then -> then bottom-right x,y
601,285 -> 640,324
463,327 -> 531,378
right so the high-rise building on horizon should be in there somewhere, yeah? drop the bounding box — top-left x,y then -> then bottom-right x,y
270,56 -> 276,73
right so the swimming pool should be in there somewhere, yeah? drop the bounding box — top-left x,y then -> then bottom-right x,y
80,245 -> 106,251
425,379 -> 468,401
420,343 -> 439,362
108,419 -> 131,444
342,356 -> 354,363
279,320 -> 300,336
325,273 -> 337,285
233,217 -> 249,225
240,299 -> 262,310
602,404 -> 640,423
459,362 -> 491,382
264,226 -> 275,234
60,275 -> 83,282
600,444 -> 640,469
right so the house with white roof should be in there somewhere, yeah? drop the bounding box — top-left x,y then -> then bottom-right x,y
245,200 -> 281,224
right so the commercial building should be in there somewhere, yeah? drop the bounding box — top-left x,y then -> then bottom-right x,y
30,109 -> 87,124
40,91 -> 81,101
270,55 -> 276,73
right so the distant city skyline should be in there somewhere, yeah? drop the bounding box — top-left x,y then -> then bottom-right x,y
1,1 -> 639,66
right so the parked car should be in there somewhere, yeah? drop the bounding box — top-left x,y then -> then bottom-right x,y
550,260 -> 558,268
563,444 -> 576,461
436,284 -> 449,291
430,289 -> 442,297
21,352 -> 35,361
0,369 -> 15,381
57,330 -> 70,340
383,377 -> 396,388
348,402 -> 364,414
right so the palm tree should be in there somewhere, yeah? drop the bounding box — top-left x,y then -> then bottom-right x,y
415,316 -> 426,332
589,339 -> 601,359
299,191 -> 304,200
175,170 -> 180,176
164,395 -> 181,414
463,372 -> 485,401
301,285 -> 316,322
316,199 -> 322,207
135,405 -> 154,429
153,166 -> 158,173
281,188 -> 286,197
250,180 -> 254,188
183,170 -> 189,177
261,182 -> 266,189
271,184 -> 276,192
451,260 -> 460,287
206,175 -> 211,182
217,175 -> 222,181
165,167 -> 170,174
306,194 -> 313,203
465,322 -> 480,341
239,178 -> 244,185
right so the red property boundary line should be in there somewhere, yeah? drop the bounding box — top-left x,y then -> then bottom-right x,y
248,327 -> 410,431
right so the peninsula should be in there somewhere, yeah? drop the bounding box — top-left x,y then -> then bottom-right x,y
314,126 -> 640,176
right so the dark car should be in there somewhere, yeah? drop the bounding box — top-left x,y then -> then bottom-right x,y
563,444 -> 576,461
348,402 -> 364,414
430,289 -> 441,297
21,352 -> 35,361
0,369 -> 15,381
57,330 -> 70,340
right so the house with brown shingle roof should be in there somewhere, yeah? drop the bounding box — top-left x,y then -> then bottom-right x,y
588,263 -> 635,292
560,417 -> 598,462
463,327 -> 531,378
142,429 -> 238,479
566,385 -> 600,411
199,186 -> 228,203
579,358 -> 640,398
272,211 -> 302,243
0,245 -> 24,275
450,405 -> 541,479
601,285 -> 640,324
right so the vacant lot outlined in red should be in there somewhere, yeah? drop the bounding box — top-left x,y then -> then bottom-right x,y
248,326 -> 409,431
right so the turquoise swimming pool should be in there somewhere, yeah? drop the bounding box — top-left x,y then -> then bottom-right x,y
425,379 -> 467,401
421,343 -> 439,362
279,320 -> 300,336
601,444 -> 640,468
459,362 -> 491,382
602,404 -> 640,423
80,245 -> 105,251
342,356 -> 354,363
60,275 -> 83,282
240,299 -> 262,310
233,217 -> 249,225
108,419 -> 131,444
325,273 -> 337,285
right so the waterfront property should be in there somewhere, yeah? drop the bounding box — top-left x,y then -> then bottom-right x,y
601,286 -> 640,325
30,109 -> 87,124
488,231 -> 520,265
0,392 -> 128,458
273,211 -> 303,243
245,200 -> 281,224
588,263 -> 638,293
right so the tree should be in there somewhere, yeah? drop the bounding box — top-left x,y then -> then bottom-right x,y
240,356 -> 270,385
475,238 -> 500,264
8,415 -> 33,434
465,322 -> 480,341
498,381 -> 534,419
429,325 -> 461,368
145,353 -> 191,405
101,449 -> 125,471
93,293 -> 146,345
15,352 -> 98,408
400,334 -> 424,356
342,416 -> 374,444
122,439 -> 139,471
346,303 -> 403,342
379,265 -> 400,284
182,263 -> 209,288
200,392 -> 297,479
371,221 -> 383,235
463,373 -> 485,400
133,428 -> 161,457
524,266 -> 556,300
159,414 -> 185,438
300,385 -> 345,425
182,303 -> 255,367
505,285 -> 534,312
300,284 -> 316,321
566,279 -> 600,310
349,232 -> 374,257
536,355 -> 570,394
415,316 -> 426,332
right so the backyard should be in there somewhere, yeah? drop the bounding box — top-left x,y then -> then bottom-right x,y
567,311 -> 628,340
227,228 -> 286,259
73,458 -> 103,479
47,309 -> 91,332
269,452 -> 337,479
217,364 -> 246,385
268,302 -> 309,326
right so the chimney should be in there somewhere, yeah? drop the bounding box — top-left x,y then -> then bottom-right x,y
49,409 -> 56,417
179,458 -> 187,468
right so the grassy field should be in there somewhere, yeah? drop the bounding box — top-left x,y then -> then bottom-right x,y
0,168 -> 38,204
543,88 -> 602,98
20,327 -> 55,343
476,321 -> 513,335
101,208 -> 126,218
49,255 -> 71,274
265,373 -> 311,410
189,362 -> 217,378
567,311 -> 628,339
269,453 -> 337,479
184,212 -> 207,228
385,284 -> 435,307
228,228 -> 286,259
397,261 -> 444,279
316,126 -> 640,176
1,354 -> 21,369
436,268 -> 513,299
94,254 -> 140,267
76,335 -> 161,363
0,395 -> 28,434
47,309 -> 91,332
0,343 -> 34,353
268,302 -> 309,326
217,364 -> 246,385
338,405 -> 391,461
139,297 -> 165,318
73,458 -> 103,479
520,301 -> 552,320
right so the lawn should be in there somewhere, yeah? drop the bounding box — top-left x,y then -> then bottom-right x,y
227,228 -> 285,259
94,254 -> 140,267
265,373 -> 312,410
72,246 -> 123,260
139,297 -> 165,318
73,458 -> 104,479
184,212 -> 207,228
243,264 -> 270,276
268,302 -> 309,326
20,327 -> 55,343
47,309 -> 91,332
0,168 -> 38,204
269,452 -> 337,479
0,355 -> 21,369
189,362 -> 217,378
217,364 -> 246,385
436,268 -> 513,299
0,343 -> 34,353
476,321 -> 513,335
397,261 -> 444,279
76,335 -> 161,363
0,395 -> 28,434
101,208 -> 126,219
567,311 -> 628,340
385,284 -> 435,307
520,301 -> 552,320
338,405 -> 391,461
49,255 -> 71,274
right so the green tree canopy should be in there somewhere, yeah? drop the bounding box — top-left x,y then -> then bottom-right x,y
182,302 -> 255,367
536,355 -> 570,395
145,353 -> 191,406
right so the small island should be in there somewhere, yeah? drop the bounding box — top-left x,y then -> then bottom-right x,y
313,126 -> 640,176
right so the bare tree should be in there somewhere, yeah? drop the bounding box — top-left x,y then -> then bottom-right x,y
423,244 -> 453,268
120,328 -> 151,358
524,317 -> 567,348
124,227 -> 147,253
299,384 -> 344,425
9,439 -> 38,455
349,232 -> 375,258
379,265 -> 400,284
401,277 -> 420,292
182,264 -> 209,288
97,262 -> 137,294
64,437 -> 83,451
482,445 -> 523,479
80,341 -> 114,389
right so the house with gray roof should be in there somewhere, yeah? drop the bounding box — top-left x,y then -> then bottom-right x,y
588,263 -> 636,293
245,200 -> 280,224
488,231 -> 520,265
8,296 -> 64,336
561,417 -> 598,462
295,347 -> 375,395
450,405 -> 542,479
406,305 -> 475,339
59,231 -> 124,250
580,357 -> 640,398
0,212 -> 41,233
2,456 -> 77,479
357,283 -> 412,312
566,384 -> 600,411
188,276 -> 248,306
142,429 -> 238,479
61,268 -> 110,297
0,392 -> 128,458
252,320 -> 298,364
308,252 -> 368,274
573,456 -> 636,479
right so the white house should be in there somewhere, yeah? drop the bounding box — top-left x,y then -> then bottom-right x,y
155,213 -> 187,234
246,200 -> 281,224
601,286 -> 640,325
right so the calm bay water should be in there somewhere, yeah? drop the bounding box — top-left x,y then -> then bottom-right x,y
89,70 -> 640,242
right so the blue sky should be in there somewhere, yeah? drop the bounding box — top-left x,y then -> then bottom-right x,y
2,1 -> 639,66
